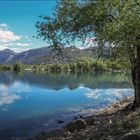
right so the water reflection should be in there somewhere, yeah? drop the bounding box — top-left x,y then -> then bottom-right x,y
0,84 -> 21,107
0,71 -> 133,140
85,88 -> 133,103
0,71 -> 132,90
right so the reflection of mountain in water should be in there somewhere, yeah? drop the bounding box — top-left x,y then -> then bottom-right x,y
0,71 -> 133,90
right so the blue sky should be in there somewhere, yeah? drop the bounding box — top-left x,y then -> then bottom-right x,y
0,1 -> 57,52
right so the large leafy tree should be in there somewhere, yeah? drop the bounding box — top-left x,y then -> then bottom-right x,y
36,0 -> 140,106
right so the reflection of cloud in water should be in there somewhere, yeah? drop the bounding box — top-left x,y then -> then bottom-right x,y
86,90 -> 101,99
85,88 -> 134,103
11,81 -> 31,93
68,107 -> 97,115
0,84 -> 21,107
78,85 -> 85,89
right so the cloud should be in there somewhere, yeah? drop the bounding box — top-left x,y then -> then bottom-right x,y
15,42 -> 32,47
85,88 -> 134,103
76,37 -> 98,50
0,23 -> 8,30
0,84 -> 21,107
0,44 -> 30,52
10,47 -> 29,53
0,29 -> 21,43
85,37 -> 98,48
0,23 -> 33,52
85,89 -> 102,99
0,92 -> 21,106
0,44 -> 8,50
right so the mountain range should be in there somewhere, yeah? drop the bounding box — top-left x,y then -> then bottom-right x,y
0,46 -> 99,64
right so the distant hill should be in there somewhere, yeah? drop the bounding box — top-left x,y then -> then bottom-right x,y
0,46 -> 100,64
31,46 -> 99,64
0,49 -> 16,64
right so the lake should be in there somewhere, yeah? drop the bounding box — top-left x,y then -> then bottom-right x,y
0,71 -> 133,140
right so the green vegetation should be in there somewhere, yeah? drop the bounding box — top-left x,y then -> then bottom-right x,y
36,0 -> 140,106
13,61 -> 24,72
31,58 -> 129,72
0,65 -> 13,71
0,58 -> 130,72
0,62 -> 23,72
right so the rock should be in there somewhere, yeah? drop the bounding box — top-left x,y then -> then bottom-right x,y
40,131 -> 46,135
79,115 -> 84,119
120,132 -> 140,140
113,103 -> 120,108
108,119 -> 112,124
87,118 -> 95,126
57,120 -> 65,124
73,116 -> 78,120
108,136 -> 114,140
66,119 -> 86,133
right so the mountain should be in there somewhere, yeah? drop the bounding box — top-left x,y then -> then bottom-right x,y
31,46 -> 99,64
11,47 -> 52,64
0,46 -> 99,64
0,49 -> 16,64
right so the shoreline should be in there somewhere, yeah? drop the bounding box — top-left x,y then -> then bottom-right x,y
30,97 -> 139,140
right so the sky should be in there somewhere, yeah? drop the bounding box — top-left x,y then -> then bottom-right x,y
0,0 -> 57,52
0,0 -> 97,52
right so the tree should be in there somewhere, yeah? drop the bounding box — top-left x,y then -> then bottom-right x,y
13,61 -> 23,72
36,0 -> 140,106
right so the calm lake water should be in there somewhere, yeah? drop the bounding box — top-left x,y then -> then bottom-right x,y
0,71 -> 133,140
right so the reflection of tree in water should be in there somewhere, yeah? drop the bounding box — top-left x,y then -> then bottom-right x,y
0,71 -> 132,90
0,72 -> 16,85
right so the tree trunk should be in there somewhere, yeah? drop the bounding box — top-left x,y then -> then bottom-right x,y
131,66 -> 136,103
135,46 -> 140,105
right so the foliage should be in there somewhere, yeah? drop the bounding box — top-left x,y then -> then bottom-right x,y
36,0 -> 140,66
0,65 -> 13,71
0,58 -> 130,72
31,58 -> 129,72
13,61 -> 23,72
36,0 -> 140,104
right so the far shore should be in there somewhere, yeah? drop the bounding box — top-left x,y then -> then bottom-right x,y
0,57 -> 130,73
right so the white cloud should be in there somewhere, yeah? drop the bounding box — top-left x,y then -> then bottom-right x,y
0,93 -> 21,106
85,37 -> 98,48
85,89 -> 102,99
0,43 -> 29,53
0,43 -> 30,52
77,46 -> 86,50
0,23 -> 8,30
78,85 -> 86,89
0,23 -> 33,52
76,37 -> 98,50
11,47 -> 29,53
85,88 -> 134,103
0,84 -> 7,91
0,44 -> 8,50
0,29 -> 21,43
15,42 -> 32,47
0,84 -> 21,107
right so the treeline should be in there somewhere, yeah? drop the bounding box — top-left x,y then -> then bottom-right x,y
0,62 -> 23,72
0,58 -> 130,72
0,65 -> 13,71
29,58 -> 130,72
